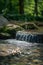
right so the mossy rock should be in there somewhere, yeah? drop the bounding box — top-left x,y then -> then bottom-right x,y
15,27 -> 24,31
0,24 -> 24,39
21,23 -> 38,30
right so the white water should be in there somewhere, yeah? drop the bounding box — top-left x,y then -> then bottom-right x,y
5,39 -> 38,55
5,39 -> 37,47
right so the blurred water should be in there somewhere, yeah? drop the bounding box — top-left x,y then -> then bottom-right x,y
16,31 -> 43,43
0,39 -> 43,65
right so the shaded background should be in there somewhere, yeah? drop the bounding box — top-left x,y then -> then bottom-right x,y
0,0 -> 43,21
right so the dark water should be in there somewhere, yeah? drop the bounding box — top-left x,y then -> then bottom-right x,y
0,39 -> 43,65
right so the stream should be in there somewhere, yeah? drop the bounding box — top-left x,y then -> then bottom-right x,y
0,31 -> 43,65
0,39 -> 43,65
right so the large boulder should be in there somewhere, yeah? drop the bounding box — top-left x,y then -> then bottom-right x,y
0,15 -> 9,26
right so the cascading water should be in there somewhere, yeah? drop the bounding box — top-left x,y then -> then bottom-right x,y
16,31 -> 43,43
0,31 -> 43,65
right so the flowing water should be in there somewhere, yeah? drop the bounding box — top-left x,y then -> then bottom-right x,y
0,39 -> 43,65
0,31 -> 43,65
16,31 -> 43,43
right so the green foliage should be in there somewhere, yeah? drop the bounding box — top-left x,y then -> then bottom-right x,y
0,0 -> 43,21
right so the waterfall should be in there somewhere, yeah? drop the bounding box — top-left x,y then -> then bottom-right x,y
16,31 -> 43,43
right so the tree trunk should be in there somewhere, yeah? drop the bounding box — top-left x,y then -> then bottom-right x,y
19,0 -> 24,14
34,0 -> 38,16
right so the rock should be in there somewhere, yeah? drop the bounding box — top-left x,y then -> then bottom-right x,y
6,24 -> 24,31
0,23 -> 24,39
6,24 -> 20,29
32,59 -> 42,63
0,33 -> 11,39
0,15 -> 9,27
0,44 -> 21,57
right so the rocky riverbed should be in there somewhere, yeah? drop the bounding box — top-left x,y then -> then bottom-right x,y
0,40 -> 43,65
0,16 -> 43,65
0,44 -> 21,57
